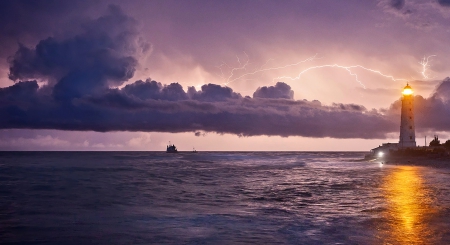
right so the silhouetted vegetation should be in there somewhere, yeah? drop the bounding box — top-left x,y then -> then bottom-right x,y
430,135 -> 441,147
444,140 -> 450,150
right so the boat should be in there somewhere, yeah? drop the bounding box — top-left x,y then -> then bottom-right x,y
166,143 -> 178,153
192,147 -> 198,153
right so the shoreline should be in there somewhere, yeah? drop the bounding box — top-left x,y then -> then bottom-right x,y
379,156 -> 450,168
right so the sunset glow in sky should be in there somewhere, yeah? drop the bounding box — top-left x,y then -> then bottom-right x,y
1,0 -> 450,151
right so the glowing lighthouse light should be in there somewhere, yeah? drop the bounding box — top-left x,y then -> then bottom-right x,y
402,85 -> 413,95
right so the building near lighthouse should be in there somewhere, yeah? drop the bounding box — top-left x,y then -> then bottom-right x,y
368,84 -> 417,156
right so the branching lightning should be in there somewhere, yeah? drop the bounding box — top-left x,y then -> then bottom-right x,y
224,54 -> 319,86
274,64 -> 409,89
419,55 -> 436,79
218,53 -> 412,89
217,53 -> 319,86
217,52 -> 250,84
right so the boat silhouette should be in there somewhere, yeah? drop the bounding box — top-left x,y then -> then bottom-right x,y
166,142 -> 178,153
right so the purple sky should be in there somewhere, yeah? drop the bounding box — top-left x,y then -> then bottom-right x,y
1,0 -> 450,151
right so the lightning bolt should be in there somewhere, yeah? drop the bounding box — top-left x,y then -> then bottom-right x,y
274,64 -> 409,89
224,54 -> 319,86
217,53 -> 319,86
419,55 -> 436,79
217,52 -> 251,83
218,53 -> 410,89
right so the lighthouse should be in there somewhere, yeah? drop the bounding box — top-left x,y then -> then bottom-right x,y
399,83 -> 416,148
367,83 -> 418,157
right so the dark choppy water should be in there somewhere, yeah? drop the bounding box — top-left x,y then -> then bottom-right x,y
0,151 -> 449,244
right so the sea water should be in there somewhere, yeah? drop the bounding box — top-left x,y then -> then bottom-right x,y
0,151 -> 449,244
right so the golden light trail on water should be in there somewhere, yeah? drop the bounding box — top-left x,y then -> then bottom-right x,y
381,166 -> 437,244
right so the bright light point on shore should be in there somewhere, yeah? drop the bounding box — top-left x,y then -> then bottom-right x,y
402,88 -> 413,95
378,151 -> 384,157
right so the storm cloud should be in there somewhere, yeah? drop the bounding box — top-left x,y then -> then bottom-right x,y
413,78 -> 450,132
1,5 -> 450,140
389,0 -> 405,10
123,80 -> 188,102
8,5 -> 149,103
437,0 -> 450,7
0,0 -> 95,58
3,65 -> 450,139
378,0 -> 406,11
253,82 -> 294,100
0,79 -> 398,138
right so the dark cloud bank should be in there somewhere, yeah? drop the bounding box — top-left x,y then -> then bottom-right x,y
0,0 -> 97,60
1,5 -> 449,139
438,0 -> 450,7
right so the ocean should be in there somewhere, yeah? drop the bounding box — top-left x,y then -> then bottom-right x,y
0,151 -> 449,244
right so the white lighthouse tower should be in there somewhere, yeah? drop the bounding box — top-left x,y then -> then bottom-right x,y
399,83 -> 416,148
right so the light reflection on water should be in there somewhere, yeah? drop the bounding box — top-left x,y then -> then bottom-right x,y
382,166 -> 438,244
